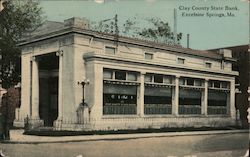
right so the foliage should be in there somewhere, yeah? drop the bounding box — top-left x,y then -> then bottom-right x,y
0,0 -> 43,88
91,16 -> 182,45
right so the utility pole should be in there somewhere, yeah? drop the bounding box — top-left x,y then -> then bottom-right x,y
173,8 -> 177,45
187,34 -> 190,48
99,14 -> 119,47
114,14 -> 119,48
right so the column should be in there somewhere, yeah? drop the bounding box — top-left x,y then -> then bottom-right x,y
56,50 -> 63,121
202,79 -> 208,116
172,75 -> 179,116
31,56 -> 40,119
138,72 -> 145,116
230,79 -> 236,119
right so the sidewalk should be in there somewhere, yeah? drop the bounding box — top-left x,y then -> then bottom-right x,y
2,129 -> 249,144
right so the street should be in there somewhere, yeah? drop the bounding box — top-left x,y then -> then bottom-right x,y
0,132 -> 249,157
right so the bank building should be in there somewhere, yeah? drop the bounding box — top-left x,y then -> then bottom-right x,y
14,17 -> 238,131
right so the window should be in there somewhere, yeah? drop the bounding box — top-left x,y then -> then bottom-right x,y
180,77 -> 204,87
105,46 -> 116,55
144,86 -> 172,114
208,90 -> 227,115
177,58 -> 185,64
103,84 -> 137,115
115,70 -> 126,80
163,76 -> 172,84
179,78 -> 185,85
103,69 -> 113,79
208,80 -> 230,89
127,72 -> 137,81
221,82 -> 229,89
179,88 -> 202,115
194,80 -> 202,86
103,69 -> 139,115
208,81 -> 213,87
154,74 -> 163,83
105,69 -> 139,82
205,62 -> 212,68
186,78 -> 194,86
213,81 -> 221,88
145,74 -> 153,83
145,74 -> 173,84
145,53 -> 153,60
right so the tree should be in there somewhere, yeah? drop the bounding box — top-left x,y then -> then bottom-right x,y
91,16 -> 182,45
0,0 -> 43,89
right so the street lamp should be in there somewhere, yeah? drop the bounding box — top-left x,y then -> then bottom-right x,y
78,79 -> 89,106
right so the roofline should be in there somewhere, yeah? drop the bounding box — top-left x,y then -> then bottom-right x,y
83,53 -> 239,77
18,27 -> 223,60
209,44 -> 249,51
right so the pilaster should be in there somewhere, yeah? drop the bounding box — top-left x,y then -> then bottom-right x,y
138,72 -> 145,116
202,79 -> 208,116
172,75 -> 179,116
230,79 -> 236,119
31,56 -> 40,119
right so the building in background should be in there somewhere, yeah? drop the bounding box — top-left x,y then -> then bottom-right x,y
210,45 -> 249,128
14,17 -> 238,131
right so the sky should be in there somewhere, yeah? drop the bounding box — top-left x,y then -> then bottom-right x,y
39,0 -> 249,50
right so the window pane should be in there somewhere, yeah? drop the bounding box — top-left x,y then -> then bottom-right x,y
144,86 -> 172,96
127,72 -> 137,81
154,74 -> 163,83
194,79 -> 202,86
105,46 -> 116,55
208,81 -> 213,87
103,70 -> 112,79
145,74 -> 152,83
164,76 -> 172,84
145,53 -> 153,60
179,88 -> 201,115
104,84 -> 137,94
187,78 -> 194,86
179,78 -> 185,85
214,81 -> 220,88
208,90 -> 227,115
144,86 -> 172,114
115,70 -> 126,80
221,82 -> 228,89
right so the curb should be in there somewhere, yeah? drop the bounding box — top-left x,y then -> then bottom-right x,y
2,129 -> 249,144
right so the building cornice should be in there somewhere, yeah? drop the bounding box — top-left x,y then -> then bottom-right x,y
83,53 -> 239,77
18,27 -> 223,61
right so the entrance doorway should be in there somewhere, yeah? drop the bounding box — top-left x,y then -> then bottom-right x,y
38,53 -> 59,126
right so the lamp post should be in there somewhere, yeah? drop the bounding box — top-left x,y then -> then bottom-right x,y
78,79 -> 89,106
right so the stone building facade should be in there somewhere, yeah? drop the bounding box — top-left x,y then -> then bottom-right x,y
14,18 -> 238,131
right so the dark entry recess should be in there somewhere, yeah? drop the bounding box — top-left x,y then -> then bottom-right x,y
38,53 -> 59,126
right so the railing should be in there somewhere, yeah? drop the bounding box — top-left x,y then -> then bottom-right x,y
144,104 -> 172,114
208,106 -> 227,115
179,105 -> 201,114
103,103 -> 137,115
